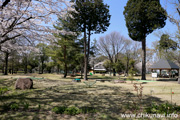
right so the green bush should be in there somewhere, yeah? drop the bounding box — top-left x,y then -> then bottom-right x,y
10,102 -> 19,111
22,101 -> 29,110
38,104 -> 41,111
0,87 -> 8,95
80,107 -> 97,114
52,106 -> 66,114
64,106 -> 80,115
52,106 -> 97,115
146,102 -> 180,115
1,102 -> 19,112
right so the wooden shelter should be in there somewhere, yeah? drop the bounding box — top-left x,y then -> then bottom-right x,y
149,59 -> 179,77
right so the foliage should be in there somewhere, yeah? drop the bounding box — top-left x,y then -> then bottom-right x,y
114,60 -> 125,74
70,0 -> 111,34
69,0 -> 111,80
158,34 -> 178,52
146,102 -> 180,115
64,106 -> 80,115
123,0 -> 167,41
0,87 -> 8,95
21,101 -> 29,110
52,106 -> 97,115
52,15 -> 83,77
103,60 -> 112,71
128,59 -> 137,76
123,0 -> 167,80
10,102 -> 19,111
52,106 -> 67,114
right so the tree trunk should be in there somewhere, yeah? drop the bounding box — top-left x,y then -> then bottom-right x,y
11,57 -> 14,74
126,57 -> 129,76
63,45 -> 67,78
41,61 -> 44,74
64,64 -> 67,78
113,68 -> 116,76
81,62 -> 83,79
141,38 -> 146,80
87,30 -> 91,65
4,52 -> 9,75
57,64 -> 60,74
24,56 -> 28,74
84,26 -> 88,80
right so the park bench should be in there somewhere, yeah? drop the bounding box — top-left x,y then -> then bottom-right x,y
96,79 -> 111,82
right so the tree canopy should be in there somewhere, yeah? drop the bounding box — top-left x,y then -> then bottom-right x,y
123,0 -> 167,41
158,34 -> 178,52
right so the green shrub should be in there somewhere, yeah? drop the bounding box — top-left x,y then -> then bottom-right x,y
52,106 -> 66,114
0,87 -> 8,95
52,106 -> 97,115
22,101 -> 29,110
10,102 -> 19,110
146,102 -> 180,115
81,107 -> 97,114
38,104 -> 41,111
64,106 -> 80,115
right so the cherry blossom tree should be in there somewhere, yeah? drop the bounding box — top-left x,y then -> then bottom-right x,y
0,0 -> 74,51
0,38 -> 39,75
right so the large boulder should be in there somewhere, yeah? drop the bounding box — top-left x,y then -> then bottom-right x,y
15,78 -> 33,90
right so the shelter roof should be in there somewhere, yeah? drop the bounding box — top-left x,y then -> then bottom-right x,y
149,59 -> 179,69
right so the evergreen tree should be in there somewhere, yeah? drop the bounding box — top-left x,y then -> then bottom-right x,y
69,0 -> 111,80
53,16 -> 81,78
158,34 -> 178,53
123,0 -> 167,80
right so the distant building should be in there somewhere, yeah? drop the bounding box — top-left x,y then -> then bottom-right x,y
91,61 -> 106,73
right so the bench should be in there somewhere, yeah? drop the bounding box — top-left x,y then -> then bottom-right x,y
72,78 -> 81,82
96,79 -> 111,82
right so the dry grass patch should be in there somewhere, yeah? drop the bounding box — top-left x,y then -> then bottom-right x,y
0,74 -> 180,119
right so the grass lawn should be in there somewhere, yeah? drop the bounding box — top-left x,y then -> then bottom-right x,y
0,73 -> 180,120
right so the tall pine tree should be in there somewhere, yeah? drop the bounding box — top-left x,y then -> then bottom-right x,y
69,0 -> 111,80
123,0 -> 167,80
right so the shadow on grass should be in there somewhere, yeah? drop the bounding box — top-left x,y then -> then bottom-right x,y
0,82 -> 166,119
156,78 -> 178,82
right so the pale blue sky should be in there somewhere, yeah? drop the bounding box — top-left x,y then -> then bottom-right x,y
91,0 -> 178,48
